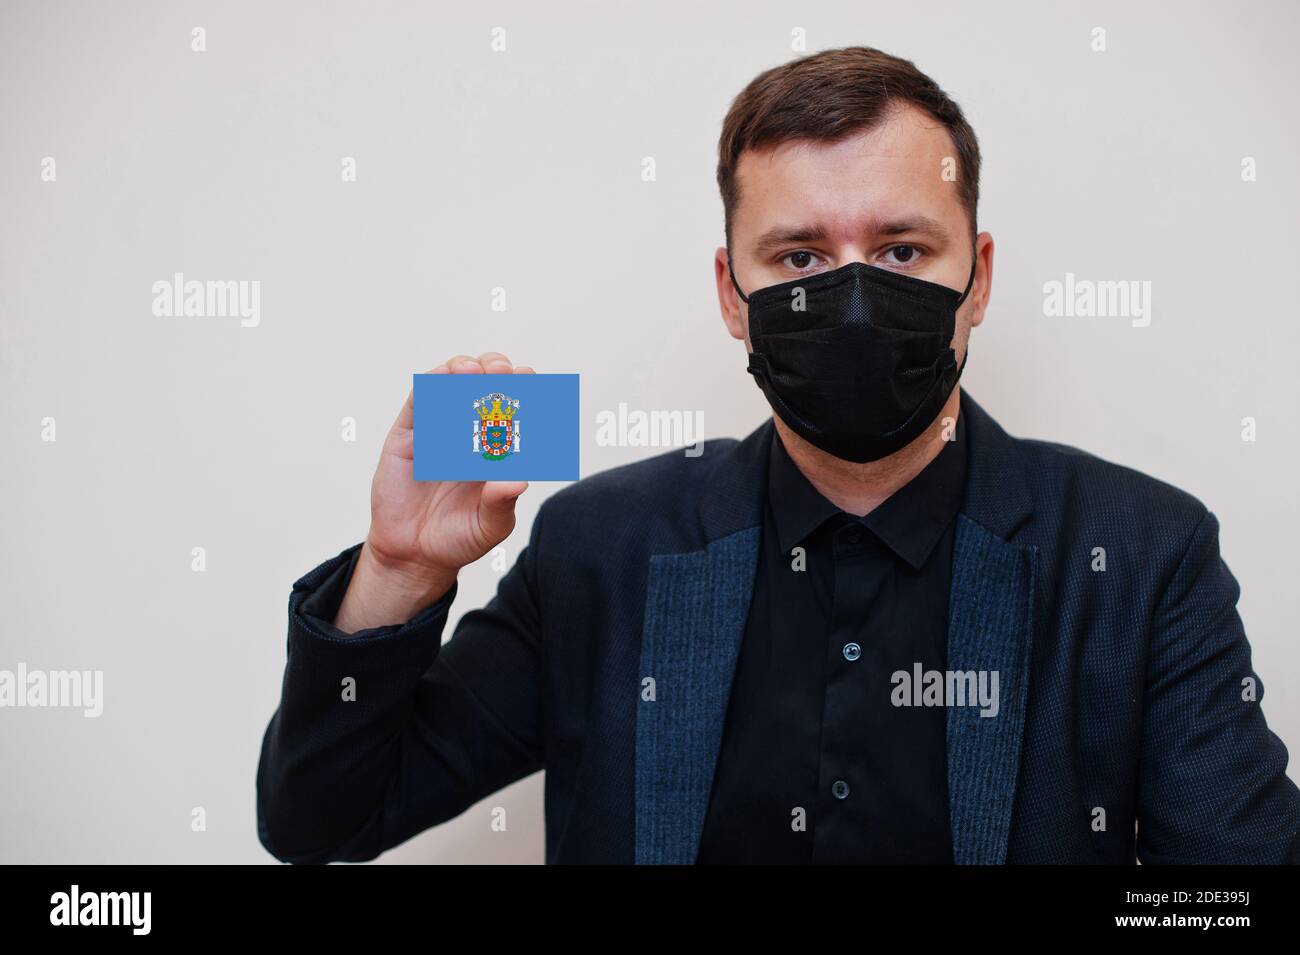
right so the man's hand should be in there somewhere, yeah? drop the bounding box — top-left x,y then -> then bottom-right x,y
333,353 -> 533,633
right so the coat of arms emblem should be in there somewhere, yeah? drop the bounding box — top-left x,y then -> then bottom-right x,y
473,392 -> 521,460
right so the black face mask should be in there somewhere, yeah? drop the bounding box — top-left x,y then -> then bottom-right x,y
729,253 -> 976,463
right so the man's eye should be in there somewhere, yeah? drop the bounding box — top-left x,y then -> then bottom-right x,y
781,250 -> 820,270
883,245 -> 921,264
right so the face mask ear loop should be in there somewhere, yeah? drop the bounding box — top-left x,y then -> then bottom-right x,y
954,250 -> 978,308
727,252 -> 751,305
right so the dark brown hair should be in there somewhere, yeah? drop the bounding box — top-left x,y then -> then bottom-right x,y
717,47 -> 980,248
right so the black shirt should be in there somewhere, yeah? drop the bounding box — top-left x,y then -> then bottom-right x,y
696,414 -> 968,863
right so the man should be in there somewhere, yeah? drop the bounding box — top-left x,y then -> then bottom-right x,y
256,47 -> 1299,864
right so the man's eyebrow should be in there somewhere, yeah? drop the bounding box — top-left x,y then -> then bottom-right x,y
752,225 -> 829,254
750,216 -> 950,254
876,215 -> 949,240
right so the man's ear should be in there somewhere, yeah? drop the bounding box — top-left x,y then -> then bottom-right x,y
968,232 -> 995,329
714,246 -> 748,341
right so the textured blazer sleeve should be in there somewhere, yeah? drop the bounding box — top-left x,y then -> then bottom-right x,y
1136,508 -> 1300,863
256,509 -> 547,864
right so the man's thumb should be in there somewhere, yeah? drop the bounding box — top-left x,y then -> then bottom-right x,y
480,481 -> 528,514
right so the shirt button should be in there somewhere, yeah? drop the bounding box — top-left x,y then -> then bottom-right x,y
831,779 -> 851,800
842,642 -> 862,662
845,528 -> 864,545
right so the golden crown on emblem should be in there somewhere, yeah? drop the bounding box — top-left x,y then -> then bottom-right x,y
474,393 -> 520,421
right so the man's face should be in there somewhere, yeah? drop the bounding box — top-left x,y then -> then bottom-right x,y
715,102 -> 991,367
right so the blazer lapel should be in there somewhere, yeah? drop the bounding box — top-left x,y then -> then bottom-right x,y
634,422 -> 772,865
947,515 -> 1037,863
635,526 -> 761,864
947,391 -> 1039,864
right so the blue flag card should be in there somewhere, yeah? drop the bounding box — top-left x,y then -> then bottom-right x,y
413,373 -> 580,481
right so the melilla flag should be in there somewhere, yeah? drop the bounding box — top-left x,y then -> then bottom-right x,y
413,373 -> 580,481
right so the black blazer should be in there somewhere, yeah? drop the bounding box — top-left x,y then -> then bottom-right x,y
256,390 -> 1299,863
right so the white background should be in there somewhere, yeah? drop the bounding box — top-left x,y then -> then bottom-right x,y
1,0 -> 1296,863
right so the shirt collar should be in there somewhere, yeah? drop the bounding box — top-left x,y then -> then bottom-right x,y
768,414 -> 969,570
768,431 -> 841,556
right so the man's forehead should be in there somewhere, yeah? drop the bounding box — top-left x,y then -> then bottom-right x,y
732,104 -> 962,233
